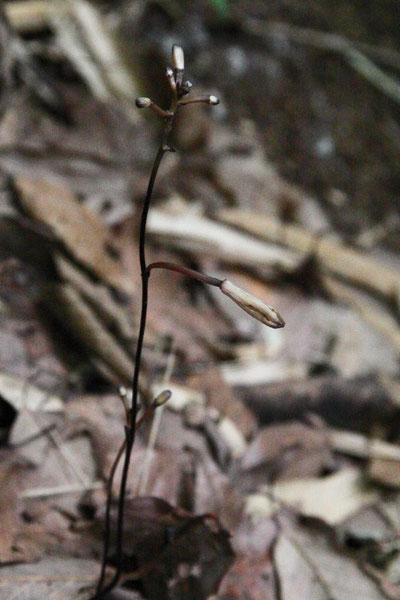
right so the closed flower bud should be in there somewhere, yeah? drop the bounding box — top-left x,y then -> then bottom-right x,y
221,280 -> 285,329
153,389 -> 172,407
172,45 -> 184,71
135,97 -> 151,108
208,95 -> 220,105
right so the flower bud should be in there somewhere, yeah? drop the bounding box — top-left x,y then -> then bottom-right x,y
153,389 -> 172,407
208,95 -> 220,105
135,97 -> 151,108
221,280 -> 285,329
172,45 -> 184,71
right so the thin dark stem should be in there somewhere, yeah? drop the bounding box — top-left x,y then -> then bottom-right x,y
95,111 -> 177,598
95,438 -> 126,596
147,261 -> 223,288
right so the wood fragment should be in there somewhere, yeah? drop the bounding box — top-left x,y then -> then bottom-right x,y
217,209 -> 400,303
148,209 -> 299,271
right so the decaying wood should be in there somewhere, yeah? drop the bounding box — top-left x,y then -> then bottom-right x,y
217,209 -> 400,303
237,374 -> 400,433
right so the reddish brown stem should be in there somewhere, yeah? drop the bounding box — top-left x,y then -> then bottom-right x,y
147,262 -> 223,288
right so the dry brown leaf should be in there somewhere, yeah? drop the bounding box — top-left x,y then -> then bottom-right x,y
368,457 -> 400,489
15,177 -> 132,293
187,368 -> 257,440
242,422 -> 325,470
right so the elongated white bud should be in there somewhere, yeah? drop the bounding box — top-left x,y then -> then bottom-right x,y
172,45 -> 184,71
221,280 -> 285,329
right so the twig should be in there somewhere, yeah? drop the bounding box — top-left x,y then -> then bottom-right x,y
20,481 -> 103,499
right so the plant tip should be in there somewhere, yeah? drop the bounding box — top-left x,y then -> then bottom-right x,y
135,97 -> 151,108
172,45 -> 185,71
208,95 -> 220,105
220,279 -> 285,328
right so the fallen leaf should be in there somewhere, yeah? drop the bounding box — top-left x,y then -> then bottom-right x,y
241,422 -> 331,481
0,370 -> 63,413
44,283 -> 134,382
271,468 -> 379,525
15,177 -> 132,293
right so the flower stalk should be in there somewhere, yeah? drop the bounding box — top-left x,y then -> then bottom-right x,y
95,44 -> 284,598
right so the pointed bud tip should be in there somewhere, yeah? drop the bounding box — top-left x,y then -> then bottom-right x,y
135,97 -> 151,108
172,45 -> 184,70
221,279 -> 285,329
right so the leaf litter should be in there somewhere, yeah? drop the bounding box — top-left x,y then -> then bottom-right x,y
0,2 -> 400,599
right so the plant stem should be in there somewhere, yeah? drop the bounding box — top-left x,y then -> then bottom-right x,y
147,261 -> 223,288
95,109 -> 178,598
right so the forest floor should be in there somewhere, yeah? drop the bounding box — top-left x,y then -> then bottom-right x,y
1,1 -> 400,599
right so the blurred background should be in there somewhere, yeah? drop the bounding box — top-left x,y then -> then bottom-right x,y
1,2 -> 400,599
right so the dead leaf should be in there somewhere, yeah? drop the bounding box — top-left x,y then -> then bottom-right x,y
44,283 -> 134,382
274,523 -> 386,599
0,370 -> 63,413
15,177 -> 132,292
271,468 -> 379,525
368,457 -> 400,489
241,422 -> 331,481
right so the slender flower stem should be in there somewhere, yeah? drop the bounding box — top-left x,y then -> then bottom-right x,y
94,45 -> 221,599
95,110 -> 178,598
147,261 -> 223,288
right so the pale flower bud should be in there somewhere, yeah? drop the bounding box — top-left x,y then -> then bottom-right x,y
135,97 -> 151,108
221,280 -> 285,329
172,45 -> 184,71
208,95 -> 220,105
153,389 -> 172,407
